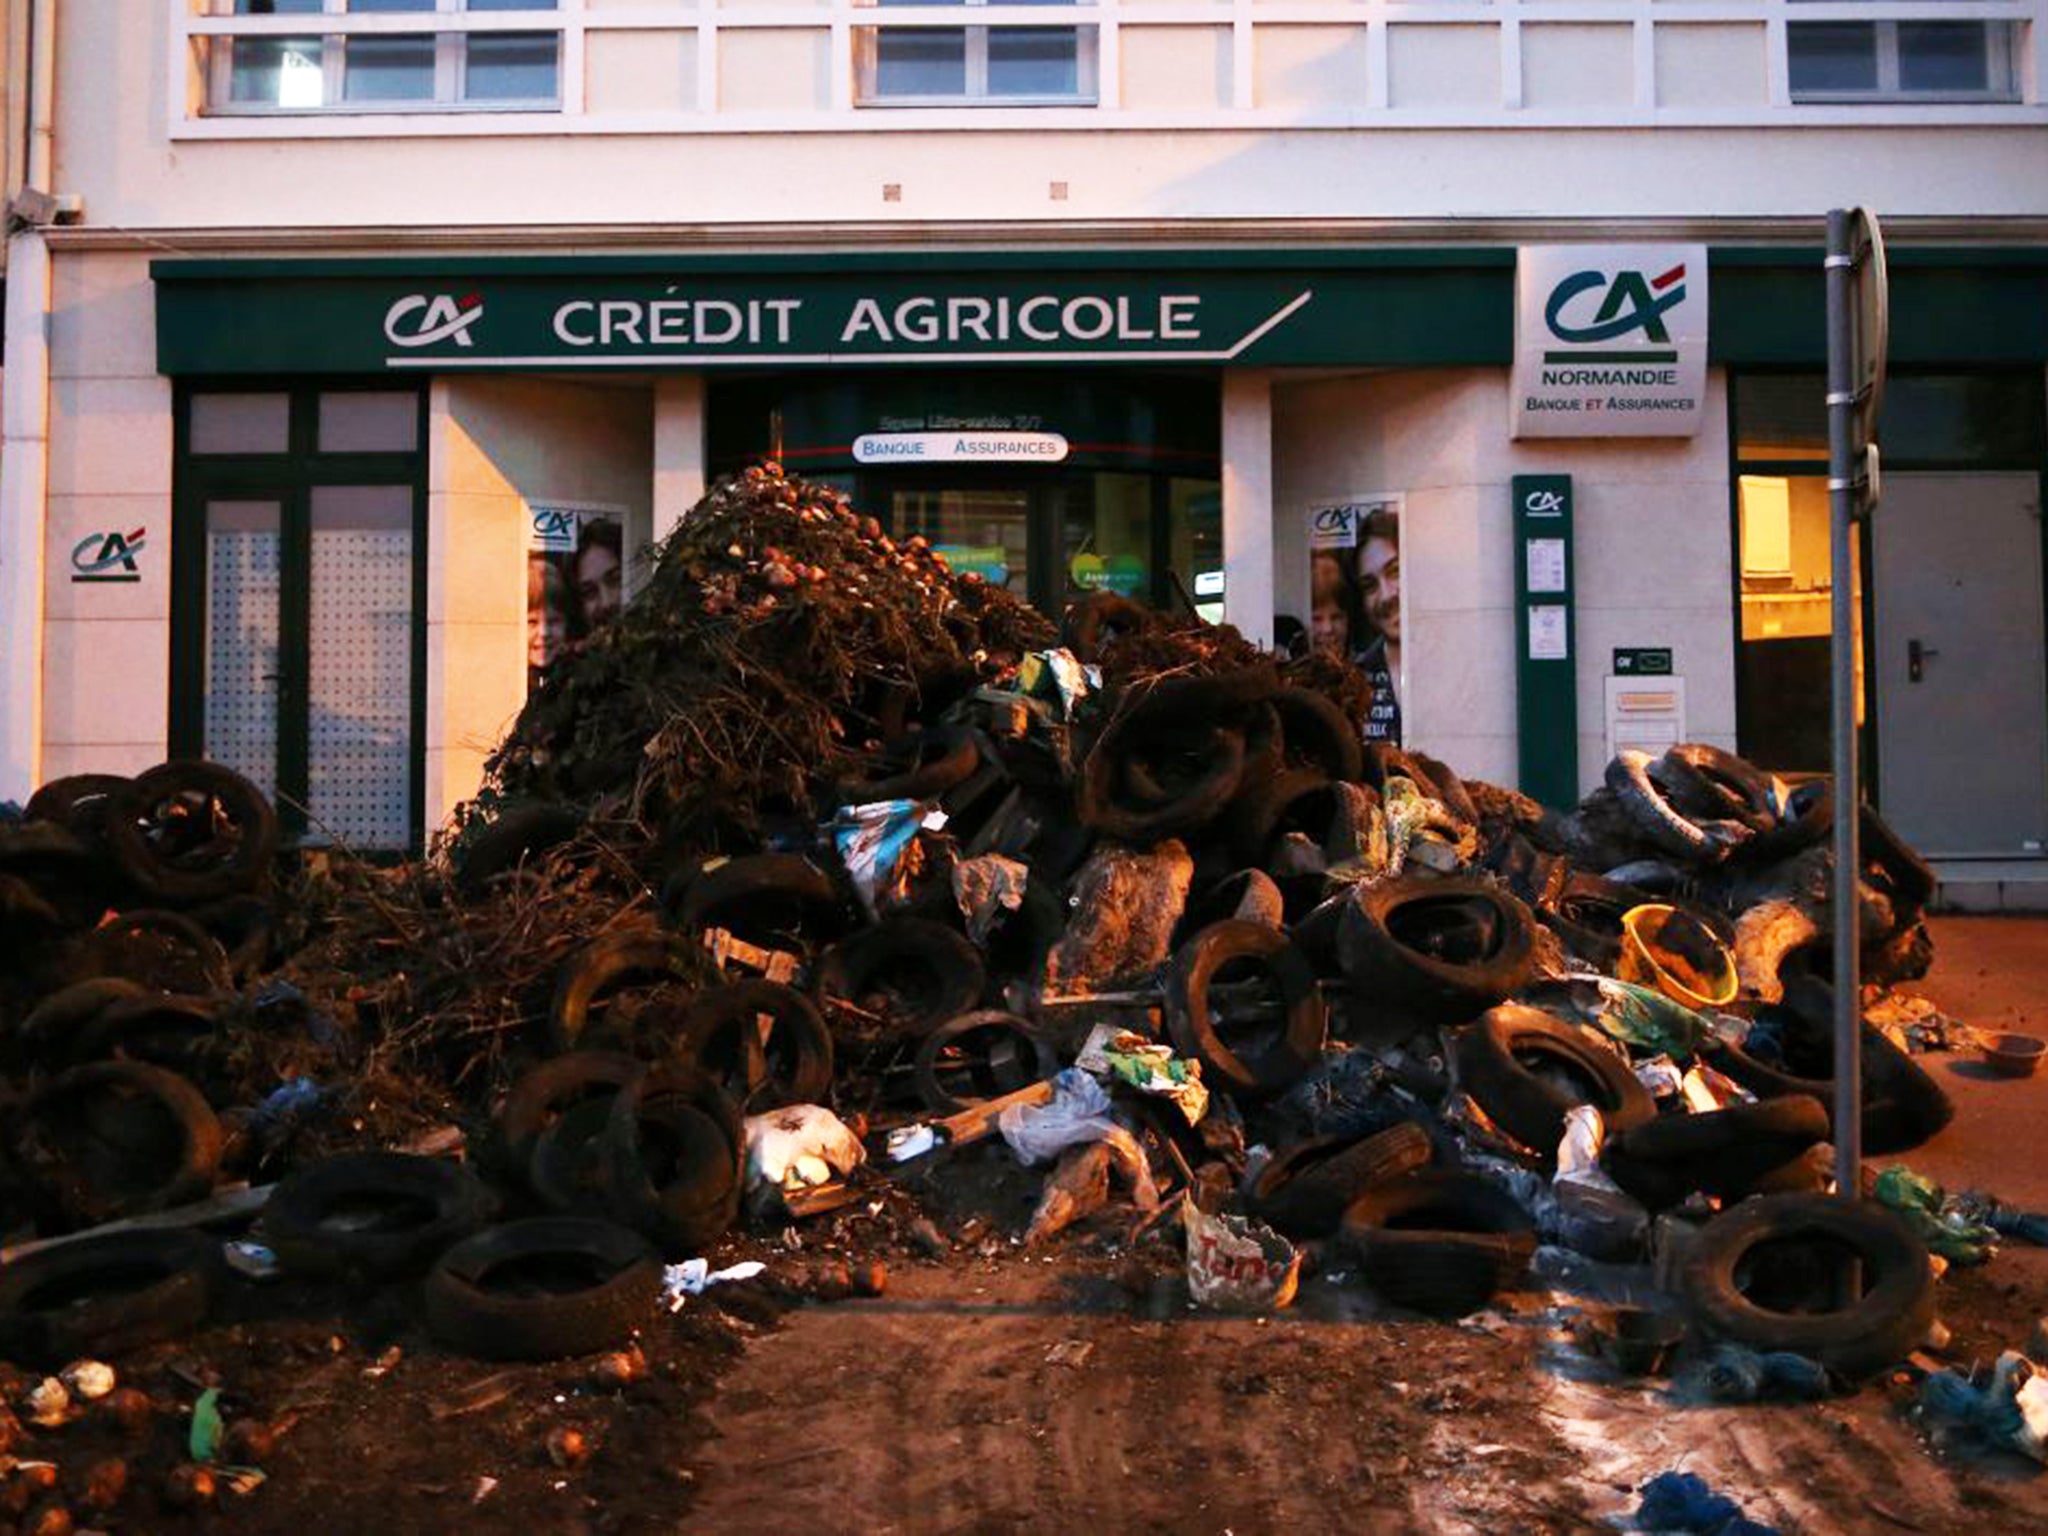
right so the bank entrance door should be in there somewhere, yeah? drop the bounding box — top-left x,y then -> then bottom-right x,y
1873,472 -> 2048,857
871,469 -> 1221,617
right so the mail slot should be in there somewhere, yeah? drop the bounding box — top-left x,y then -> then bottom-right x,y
1606,675 -> 1688,760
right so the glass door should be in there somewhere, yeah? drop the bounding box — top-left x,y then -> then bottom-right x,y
173,386 -> 426,851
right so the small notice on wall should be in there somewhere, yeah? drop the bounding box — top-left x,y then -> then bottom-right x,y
1525,538 -> 1567,594
1528,604 -> 1570,661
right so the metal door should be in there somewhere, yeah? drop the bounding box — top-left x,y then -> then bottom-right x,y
1873,472 -> 2048,856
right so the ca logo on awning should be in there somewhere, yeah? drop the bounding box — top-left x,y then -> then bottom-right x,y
385,292 -> 484,348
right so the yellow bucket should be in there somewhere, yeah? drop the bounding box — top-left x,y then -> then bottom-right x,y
1617,903 -> 1739,1010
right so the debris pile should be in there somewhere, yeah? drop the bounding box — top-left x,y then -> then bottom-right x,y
0,461 -> 2040,1520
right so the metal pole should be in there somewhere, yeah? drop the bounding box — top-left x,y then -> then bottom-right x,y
1824,209 -> 1864,1200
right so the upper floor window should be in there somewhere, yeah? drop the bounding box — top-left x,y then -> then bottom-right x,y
854,0 -> 1098,106
1788,17 -> 2020,103
199,0 -> 560,115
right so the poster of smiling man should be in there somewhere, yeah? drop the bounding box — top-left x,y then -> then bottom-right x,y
1307,495 -> 1404,745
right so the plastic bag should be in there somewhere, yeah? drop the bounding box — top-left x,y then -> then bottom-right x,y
1587,976 -> 1709,1060
999,1068 -> 1117,1166
951,853 -> 1030,945
1183,1203 -> 1301,1312
829,799 -> 947,917
1077,1025 -> 1210,1126
1875,1165 -> 1999,1266
744,1104 -> 867,1193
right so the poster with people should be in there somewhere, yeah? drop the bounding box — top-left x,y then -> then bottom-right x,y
1307,495 -> 1403,745
527,503 -> 627,693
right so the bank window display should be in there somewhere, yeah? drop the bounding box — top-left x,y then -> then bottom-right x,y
527,506 -> 627,691
1307,497 -> 1403,745
172,384 -> 427,850
201,0 -> 562,115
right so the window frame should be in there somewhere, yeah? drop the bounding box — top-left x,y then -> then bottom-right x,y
1787,15 -> 2020,104
198,0 -> 563,118
853,3 -> 1100,109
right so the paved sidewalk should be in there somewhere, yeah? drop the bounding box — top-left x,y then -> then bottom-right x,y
1885,915 -> 2048,1212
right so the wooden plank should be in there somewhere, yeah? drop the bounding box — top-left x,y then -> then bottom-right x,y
932,1078 -> 1055,1148
1,1183 -> 274,1264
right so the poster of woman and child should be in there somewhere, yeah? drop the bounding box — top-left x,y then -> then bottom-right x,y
1305,495 -> 1402,745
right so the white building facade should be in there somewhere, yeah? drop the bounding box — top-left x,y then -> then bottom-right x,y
2,0 -> 2045,901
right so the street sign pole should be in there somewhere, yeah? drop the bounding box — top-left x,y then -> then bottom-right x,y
1825,207 -> 1886,1202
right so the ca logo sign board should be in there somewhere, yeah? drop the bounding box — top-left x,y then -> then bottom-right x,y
1512,244 -> 1707,439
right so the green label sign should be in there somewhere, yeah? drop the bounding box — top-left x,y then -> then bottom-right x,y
152,254 -> 1515,375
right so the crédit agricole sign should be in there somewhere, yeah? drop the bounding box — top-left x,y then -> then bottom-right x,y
1512,244 -> 1708,438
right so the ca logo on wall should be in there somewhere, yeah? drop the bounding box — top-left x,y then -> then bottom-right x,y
70,527 -> 145,583
1512,244 -> 1708,439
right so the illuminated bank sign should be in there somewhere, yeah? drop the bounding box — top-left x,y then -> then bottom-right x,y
407,289 -> 1307,367
1512,244 -> 1708,439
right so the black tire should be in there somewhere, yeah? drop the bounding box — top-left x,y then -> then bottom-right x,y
1174,869 -> 1286,948
23,773 -> 130,838
1601,1096 -> 1831,1211
1062,592 -> 1157,663
1164,920 -> 1326,1098
1605,749 -> 1745,863
265,1153 -> 491,1279
16,978 -> 149,1057
1680,1193 -> 1935,1380
911,1011 -> 1058,1114
1337,875 -> 1537,1023
453,801 -> 583,896
1251,1121 -> 1434,1239
72,909 -> 231,996
1340,1172 -> 1536,1317
495,1055 -> 645,1194
0,871 -> 61,933
549,931 -> 695,1054
188,894 -> 279,983
1738,777 -> 1833,865
1225,769 -> 1344,868
602,1068 -> 744,1257
105,761 -> 277,903
680,981 -> 834,1109
843,726 -> 982,803
1861,802 -> 1937,914
1540,871 -> 1650,971
17,1063 -> 224,1228
0,822 -> 109,929
1453,1005 -> 1657,1155
75,994 -> 221,1071
1078,717 -> 1246,844
424,1218 -> 662,1362
1659,744 -> 1779,832
529,1097 -> 621,1214
0,1227 -> 219,1367
671,854 -> 843,950
1269,687 -> 1364,783
1701,1033 -> 1952,1157
814,917 -> 986,1035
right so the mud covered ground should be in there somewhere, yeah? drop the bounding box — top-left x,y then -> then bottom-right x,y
16,918 -> 2047,1535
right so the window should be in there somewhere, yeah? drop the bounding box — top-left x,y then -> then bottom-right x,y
199,0 -> 561,115
856,0 -> 1097,105
1788,17 -> 2018,102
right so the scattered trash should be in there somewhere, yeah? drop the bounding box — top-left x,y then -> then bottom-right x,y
1682,1342 -> 1834,1404
1631,1470 -> 1782,1535
223,1241 -> 284,1282
1184,1203 -> 1301,1313
999,1068 -> 1119,1166
187,1388 -> 224,1462
1045,1339 -> 1094,1368
661,1258 -> 769,1312
1875,1166 -> 1999,1266
57,1361 -> 114,1401
1918,1349 -> 2048,1464
886,1124 -> 939,1163
744,1105 -> 867,1194
1079,1026 -> 1210,1126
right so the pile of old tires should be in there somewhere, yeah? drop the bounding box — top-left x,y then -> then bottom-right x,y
0,591 -> 1958,1378
0,761 -> 285,1245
